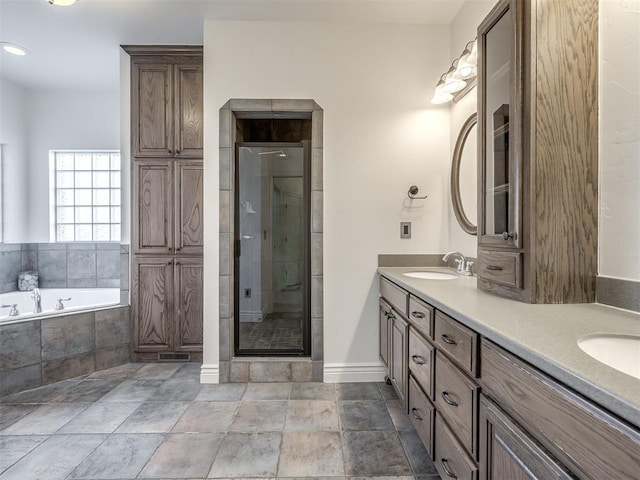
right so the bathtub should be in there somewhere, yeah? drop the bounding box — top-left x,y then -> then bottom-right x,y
0,288 -> 120,323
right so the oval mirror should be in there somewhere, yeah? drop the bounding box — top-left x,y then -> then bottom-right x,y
451,112 -> 478,235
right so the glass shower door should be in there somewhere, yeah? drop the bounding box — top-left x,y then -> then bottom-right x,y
235,143 -> 309,355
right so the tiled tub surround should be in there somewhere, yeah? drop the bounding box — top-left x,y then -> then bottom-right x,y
378,267 -> 640,427
0,306 -> 130,397
0,243 -> 129,298
217,99 -> 324,382
0,288 -> 120,323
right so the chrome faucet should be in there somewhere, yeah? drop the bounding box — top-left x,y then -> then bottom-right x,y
31,288 -> 42,313
442,251 -> 474,276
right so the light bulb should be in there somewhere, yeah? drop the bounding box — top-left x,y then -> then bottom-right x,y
1,43 -> 27,56
431,81 -> 453,104
442,66 -> 466,94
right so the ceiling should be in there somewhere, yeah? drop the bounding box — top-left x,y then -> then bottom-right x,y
0,0 -> 465,91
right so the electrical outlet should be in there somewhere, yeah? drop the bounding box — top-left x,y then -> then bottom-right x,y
400,222 -> 411,239
244,288 -> 252,298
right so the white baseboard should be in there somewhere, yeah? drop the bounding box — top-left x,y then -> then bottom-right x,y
323,362 -> 386,383
200,364 -> 219,384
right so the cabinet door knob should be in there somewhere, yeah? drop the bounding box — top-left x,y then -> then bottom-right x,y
411,355 -> 425,365
167,260 -> 172,265
440,458 -> 458,479
176,149 -> 181,154
502,231 -> 514,241
441,391 -> 459,407
441,334 -> 457,345
410,311 -> 425,319
411,407 -> 422,421
168,149 -> 173,154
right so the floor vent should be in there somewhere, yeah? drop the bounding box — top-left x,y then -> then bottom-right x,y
158,353 -> 190,362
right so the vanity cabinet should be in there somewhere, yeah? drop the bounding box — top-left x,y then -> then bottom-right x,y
477,0 -> 598,303
379,274 -> 640,480
130,53 -> 203,158
126,46 -> 203,362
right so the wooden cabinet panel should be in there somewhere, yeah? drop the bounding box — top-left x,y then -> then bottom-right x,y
481,339 -> 640,480
409,375 -> 435,459
174,258 -> 203,351
175,65 -> 203,157
133,63 -> 173,157
134,162 -> 173,254
409,328 -> 434,399
175,161 -> 203,254
477,249 -> 522,289
380,277 -> 408,318
409,295 -> 434,339
390,311 -> 408,409
435,350 -> 479,458
379,299 -> 391,374
434,310 -> 479,377
435,412 -> 479,480
479,395 -> 575,480
132,257 -> 172,352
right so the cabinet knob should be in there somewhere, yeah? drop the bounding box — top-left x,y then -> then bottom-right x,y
502,231 -> 514,241
168,149 -> 173,154
176,149 -> 181,154
167,260 -> 172,265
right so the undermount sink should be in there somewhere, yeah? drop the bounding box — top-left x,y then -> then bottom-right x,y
577,334 -> 640,380
403,271 -> 459,280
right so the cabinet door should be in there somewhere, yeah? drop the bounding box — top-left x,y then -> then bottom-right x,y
174,257 -> 203,351
132,62 -> 174,157
479,395 -> 575,480
174,64 -> 203,158
478,0 -> 523,248
132,257 -> 173,352
379,299 -> 391,373
175,161 -> 203,254
133,161 -> 173,254
390,312 -> 408,409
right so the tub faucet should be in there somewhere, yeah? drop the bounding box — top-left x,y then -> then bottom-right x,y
442,251 -> 474,276
31,288 -> 42,313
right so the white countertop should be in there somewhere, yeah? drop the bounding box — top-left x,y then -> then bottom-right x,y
378,267 -> 640,427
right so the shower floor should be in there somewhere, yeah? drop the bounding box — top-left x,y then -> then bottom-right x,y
239,313 -> 303,351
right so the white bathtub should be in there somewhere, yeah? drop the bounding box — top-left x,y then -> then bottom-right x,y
0,288 -> 120,323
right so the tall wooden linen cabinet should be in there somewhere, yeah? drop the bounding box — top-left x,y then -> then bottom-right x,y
124,46 -> 204,362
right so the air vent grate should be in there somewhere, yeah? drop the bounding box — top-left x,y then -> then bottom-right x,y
158,353 -> 190,362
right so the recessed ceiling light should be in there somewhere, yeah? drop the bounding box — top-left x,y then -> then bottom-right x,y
48,0 -> 78,6
1,42 -> 28,56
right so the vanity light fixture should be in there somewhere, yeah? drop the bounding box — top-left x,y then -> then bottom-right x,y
430,38 -> 478,104
47,0 -> 78,6
1,42 -> 27,56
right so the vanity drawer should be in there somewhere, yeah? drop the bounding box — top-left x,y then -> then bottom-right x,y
408,295 -> 434,339
434,310 -> 479,377
434,350 -> 479,457
380,277 -> 408,318
409,328 -> 434,398
434,412 -> 478,480
477,249 -> 522,288
408,375 -> 434,459
481,339 -> 640,480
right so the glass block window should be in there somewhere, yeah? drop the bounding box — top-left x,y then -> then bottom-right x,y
53,151 -> 121,242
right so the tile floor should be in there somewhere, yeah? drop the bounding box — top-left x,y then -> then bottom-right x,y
0,363 -> 441,480
239,316 -> 303,351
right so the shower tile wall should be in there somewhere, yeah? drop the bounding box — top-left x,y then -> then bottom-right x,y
0,243 -> 129,296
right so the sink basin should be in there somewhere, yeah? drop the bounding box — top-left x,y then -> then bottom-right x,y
577,334 -> 640,380
403,271 -> 459,280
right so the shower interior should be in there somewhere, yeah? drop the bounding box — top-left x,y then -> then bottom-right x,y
234,117 -> 311,356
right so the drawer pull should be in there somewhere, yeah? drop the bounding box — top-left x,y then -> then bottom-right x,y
411,355 -> 426,365
440,458 -> 458,479
441,334 -> 457,345
410,311 -> 426,319
486,264 -> 503,271
411,407 -> 423,421
441,391 -> 459,407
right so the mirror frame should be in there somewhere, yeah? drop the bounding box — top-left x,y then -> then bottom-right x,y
451,112 -> 478,235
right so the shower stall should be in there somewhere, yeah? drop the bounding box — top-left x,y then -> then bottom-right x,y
234,142 -> 310,355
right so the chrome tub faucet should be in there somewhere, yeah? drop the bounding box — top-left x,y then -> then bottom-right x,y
32,287 -> 42,313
